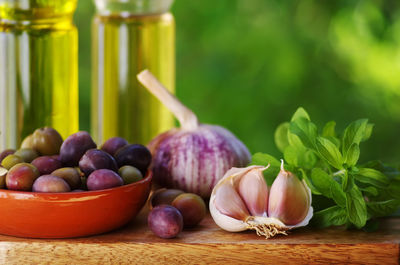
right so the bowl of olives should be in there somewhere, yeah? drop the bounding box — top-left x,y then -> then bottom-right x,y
0,128 -> 152,238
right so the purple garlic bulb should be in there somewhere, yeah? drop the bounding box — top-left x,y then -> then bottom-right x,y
138,70 -> 251,198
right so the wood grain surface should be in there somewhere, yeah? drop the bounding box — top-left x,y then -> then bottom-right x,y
0,207 -> 398,265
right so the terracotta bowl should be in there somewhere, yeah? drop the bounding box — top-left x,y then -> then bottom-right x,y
0,171 -> 152,238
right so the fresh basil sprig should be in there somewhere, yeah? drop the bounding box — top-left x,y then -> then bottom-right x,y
251,107 -> 400,229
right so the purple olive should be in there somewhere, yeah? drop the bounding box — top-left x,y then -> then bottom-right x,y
87,169 -> 123,191
150,189 -> 184,208
32,175 -> 71,193
60,131 -> 97,166
148,205 -> 183,239
101,137 -> 128,156
0,149 -> 15,163
31,156 -> 63,175
79,149 -> 118,176
114,144 -> 152,175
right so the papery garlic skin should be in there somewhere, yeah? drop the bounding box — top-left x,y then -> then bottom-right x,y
268,161 -> 311,225
148,125 -> 251,198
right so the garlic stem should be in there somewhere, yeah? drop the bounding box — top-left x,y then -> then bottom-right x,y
137,70 -> 199,131
280,159 -> 285,172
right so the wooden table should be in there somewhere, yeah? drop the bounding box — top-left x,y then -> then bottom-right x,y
0,208 -> 398,264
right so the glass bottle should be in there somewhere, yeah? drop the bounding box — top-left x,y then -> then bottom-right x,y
0,0 -> 79,149
92,0 -> 175,145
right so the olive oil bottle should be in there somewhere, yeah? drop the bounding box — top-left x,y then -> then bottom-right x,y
92,0 -> 175,145
0,0 -> 79,149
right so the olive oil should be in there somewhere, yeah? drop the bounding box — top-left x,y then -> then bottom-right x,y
0,0 -> 78,149
92,1 -> 175,145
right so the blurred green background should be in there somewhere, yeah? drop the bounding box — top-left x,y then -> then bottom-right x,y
75,0 -> 400,166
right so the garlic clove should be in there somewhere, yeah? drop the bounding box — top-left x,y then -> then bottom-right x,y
214,179 -> 250,221
210,165 -> 270,233
237,167 -> 269,217
267,160 -> 311,226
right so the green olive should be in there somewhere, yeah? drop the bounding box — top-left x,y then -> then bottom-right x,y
14,148 -> 39,163
32,127 -> 63,155
0,167 -> 7,189
118,165 -> 143,184
21,134 -> 34,149
1,155 -> 24,170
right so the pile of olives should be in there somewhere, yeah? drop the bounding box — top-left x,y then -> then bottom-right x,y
0,127 -> 151,193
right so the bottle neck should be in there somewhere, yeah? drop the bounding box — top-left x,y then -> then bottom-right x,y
0,0 -> 77,25
94,0 -> 174,16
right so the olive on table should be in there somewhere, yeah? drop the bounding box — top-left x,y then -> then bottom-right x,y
148,205 -> 183,239
150,189 -> 184,208
172,193 -> 207,227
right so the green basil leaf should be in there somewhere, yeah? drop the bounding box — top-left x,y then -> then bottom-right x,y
355,168 -> 389,188
361,123 -> 374,142
251,152 -> 281,167
299,169 -> 321,195
363,160 -> 400,180
359,186 -> 378,197
300,149 -> 317,169
311,168 -> 346,207
289,117 -> 317,149
322,121 -> 336,138
344,143 -> 360,167
283,146 -> 298,166
367,199 -> 400,218
325,136 -> 341,148
316,137 -> 343,169
311,206 -> 347,228
274,122 -> 290,153
346,185 -> 367,228
342,119 -> 368,155
387,179 -> 400,199
291,107 -> 310,121
287,131 -> 306,150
